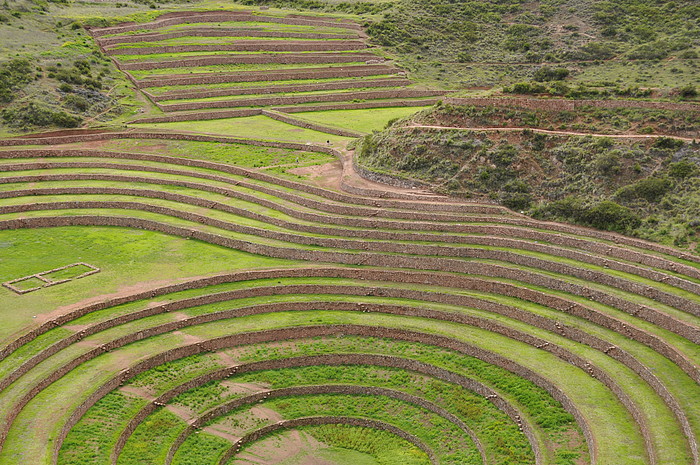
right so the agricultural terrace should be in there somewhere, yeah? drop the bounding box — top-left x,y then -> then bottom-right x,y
0,6 -> 698,465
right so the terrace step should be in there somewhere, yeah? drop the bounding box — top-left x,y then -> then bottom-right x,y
147,77 -> 411,101
120,52 -> 383,71
157,89 -> 450,112
89,10 -> 361,38
97,27 -> 359,47
106,40 -> 368,56
134,64 -> 400,88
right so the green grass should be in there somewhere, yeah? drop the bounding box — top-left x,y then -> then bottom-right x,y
111,35 -> 347,49
93,138 -> 336,168
117,49 -> 371,62
130,61 -> 367,79
0,226 -> 298,342
309,428 -> 429,465
292,106 -> 432,133
104,20 -> 353,37
145,75 -> 398,95
132,114 -> 353,145
158,87 -> 407,105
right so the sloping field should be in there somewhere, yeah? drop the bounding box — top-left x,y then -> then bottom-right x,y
90,10 -> 445,129
0,130 -> 698,465
0,7 -> 698,465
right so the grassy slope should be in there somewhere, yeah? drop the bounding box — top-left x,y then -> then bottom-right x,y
356,104 -> 700,249
0,226 -> 298,340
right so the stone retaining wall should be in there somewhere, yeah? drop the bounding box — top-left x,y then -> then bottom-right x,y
445,97 -> 700,113
0,145 -> 504,214
98,28 -> 358,47
4,143 -> 700,269
107,40 -> 367,56
120,52 -> 379,71
3,142 -> 699,271
148,77 -> 410,101
59,344 -> 575,465
220,416 -> 438,465
2,216 -> 697,386
353,159 -> 430,189
274,98 -> 438,113
262,110 -> 364,137
89,11 -> 361,38
4,197 -> 698,343
134,64 -> 397,88
1,260 -> 696,460
5,165 -> 699,295
157,89 -> 447,112
165,385 -> 484,465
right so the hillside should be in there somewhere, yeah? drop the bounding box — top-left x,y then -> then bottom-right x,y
356,101 -> 700,248
0,2 -> 698,465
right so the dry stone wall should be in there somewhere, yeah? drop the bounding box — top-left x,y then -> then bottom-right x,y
61,348 -> 558,465
148,77 -> 410,101
275,98 -> 439,113
220,417 -> 438,465
166,384 -> 485,465
89,11 -> 361,38
134,64 -> 398,87
2,215 -> 696,387
157,89 -> 447,112
121,52 -> 379,71
107,40 -> 367,56
5,196 -> 699,344
262,110 -> 364,137
97,28 -> 358,47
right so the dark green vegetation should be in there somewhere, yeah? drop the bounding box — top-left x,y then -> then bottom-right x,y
362,0 -> 700,91
0,0 -> 138,134
357,103 -> 700,248
0,2 -> 699,464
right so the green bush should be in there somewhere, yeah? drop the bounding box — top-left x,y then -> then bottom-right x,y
616,177 -> 672,202
533,67 -> 570,82
668,160 -> 698,178
678,85 -> 697,99
582,201 -> 642,232
0,58 -> 35,103
1,101 -> 81,128
63,94 -> 89,112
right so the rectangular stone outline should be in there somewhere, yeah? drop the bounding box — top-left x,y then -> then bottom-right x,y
2,263 -> 100,295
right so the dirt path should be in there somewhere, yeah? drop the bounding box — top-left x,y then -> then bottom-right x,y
405,124 -> 697,141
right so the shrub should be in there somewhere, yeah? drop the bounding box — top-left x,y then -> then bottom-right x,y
582,201 -> 641,232
533,67 -> 570,82
653,137 -> 684,150
594,151 -> 622,175
668,160 -> 698,178
457,52 -> 473,63
63,94 -> 89,112
678,85 -> 697,99
0,58 -> 35,103
616,177 -> 672,202
1,101 -> 81,128
502,192 -> 532,210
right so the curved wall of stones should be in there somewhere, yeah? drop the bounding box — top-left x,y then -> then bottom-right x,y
98,28 -> 358,47
220,416 -> 438,465
121,52 -> 380,71
89,11 -> 361,38
107,40 -> 367,56
164,384 -> 485,465
147,77 -> 409,101
134,64 -> 397,88
157,89 -> 447,112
